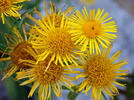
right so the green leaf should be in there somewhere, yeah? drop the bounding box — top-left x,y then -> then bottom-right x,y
62,86 -> 70,90
68,91 -> 80,100
67,85 -> 80,100
114,96 -> 118,100
22,0 -> 42,10
0,61 -> 10,73
102,91 -> 107,100
4,78 -> 18,100
18,8 -> 34,29
4,16 -> 14,31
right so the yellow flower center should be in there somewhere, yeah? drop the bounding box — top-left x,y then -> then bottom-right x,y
11,42 -> 35,69
83,21 -> 102,38
0,0 -> 13,12
85,55 -> 116,87
44,28 -> 75,56
33,60 -> 63,85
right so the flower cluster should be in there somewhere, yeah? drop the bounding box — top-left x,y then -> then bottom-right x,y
0,0 -> 31,24
0,1 -> 128,100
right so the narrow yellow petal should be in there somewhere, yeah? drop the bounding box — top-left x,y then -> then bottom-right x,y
110,50 -> 121,62
113,81 -> 126,87
28,81 -> 40,97
20,78 -> 36,86
105,43 -> 112,57
0,57 -> 11,62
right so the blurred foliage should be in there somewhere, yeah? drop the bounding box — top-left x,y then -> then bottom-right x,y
117,72 -> 134,100
52,0 -> 62,3
5,78 -> 28,100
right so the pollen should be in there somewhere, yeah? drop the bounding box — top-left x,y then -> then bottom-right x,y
44,28 -> 75,56
33,60 -> 63,85
11,42 -> 35,69
85,55 -> 116,87
83,21 -> 102,38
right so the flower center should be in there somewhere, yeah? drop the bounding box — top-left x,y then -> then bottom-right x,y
85,55 -> 116,87
33,60 -> 63,85
44,28 -> 75,56
83,21 -> 102,38
11,42 -> 36,69
0,0 -> 12,12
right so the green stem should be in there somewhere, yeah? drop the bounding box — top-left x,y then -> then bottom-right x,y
102,91 -> 107,100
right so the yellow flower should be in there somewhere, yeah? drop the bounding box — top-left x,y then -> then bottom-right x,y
0,0 -> 30,24
0,27 -> 37,79
16,56 -> 77,100
26,1 -> 74,28
70,7 -> 117,54
80,0 -> 95,5
76,44 -> 128,100
26,1 -> 74,41
27,2 -> 81,70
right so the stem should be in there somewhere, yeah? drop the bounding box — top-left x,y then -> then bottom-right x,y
102,91 -> 107,100
51,89 -> 53,100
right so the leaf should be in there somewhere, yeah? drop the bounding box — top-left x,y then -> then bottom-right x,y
4,78 -> 18,100
18,8 -> 34,29
22,0 -> 42,10
0,61 -> 10,72
114,96 -> 118,100
62,86 -> 70,90
102,91 -> 107,100
68,91 -> 80,100
67,85 -> 80,100
4,16 -> 14,31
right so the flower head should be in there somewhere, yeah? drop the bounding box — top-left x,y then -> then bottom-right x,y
70,8 -> 117,54
16,55 -> 77,100
27,2 -> 80,70
80,0 -> 95,5
0,27 -> 36,79
76,44 -> 128,99
0,0 -> 30,24
26,1 -> 74,28
26,1 -> 74,43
